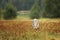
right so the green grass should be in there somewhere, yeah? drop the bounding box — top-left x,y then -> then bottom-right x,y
15,12 -> 60,21
14,14 -> 32,20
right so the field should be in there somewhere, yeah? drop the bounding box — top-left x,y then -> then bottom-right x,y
0,19 -> 60,40
0,11 -> 60,40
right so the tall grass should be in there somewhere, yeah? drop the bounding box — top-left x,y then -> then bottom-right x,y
0,20 -> 60,40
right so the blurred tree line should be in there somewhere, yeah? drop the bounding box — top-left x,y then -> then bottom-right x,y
30,0 -> 60,19
0,0 -> 42,11
0,0 -> 60,20
0,0 -> 42,20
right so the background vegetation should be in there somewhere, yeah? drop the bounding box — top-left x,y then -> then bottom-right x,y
3,3 -> 17,20
43,0 -> 60,18
30,0 -> 40,19
0,0 -> 60,19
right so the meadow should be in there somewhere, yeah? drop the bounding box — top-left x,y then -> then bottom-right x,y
0,11 -> 60,40
0,19 -> 60,40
